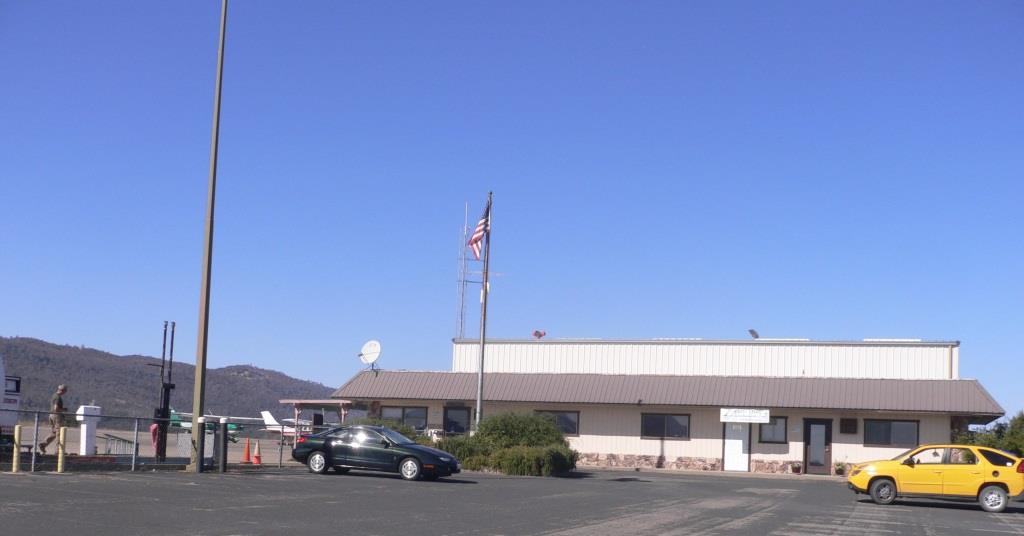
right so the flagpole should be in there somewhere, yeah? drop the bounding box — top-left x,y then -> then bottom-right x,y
475,192 -> 492,430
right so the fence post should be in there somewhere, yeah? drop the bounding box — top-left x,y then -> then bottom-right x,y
31,412 -> 39,472
196,417 -> 206,473
218,418 -> 228,473
56,426 -> 67,473
12,425 -> 21,472
131,418 -> 139,472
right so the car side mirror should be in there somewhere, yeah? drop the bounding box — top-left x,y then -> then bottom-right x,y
380,439 -> 390,447
902,458 -> 915,467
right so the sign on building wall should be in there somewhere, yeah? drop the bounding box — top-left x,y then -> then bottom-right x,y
720,408 -> 770,423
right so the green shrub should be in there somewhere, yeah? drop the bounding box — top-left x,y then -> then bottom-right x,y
542,444 -> 579,475
477,412 -> 568,449
485,444 -> 578,476
436,434 -> 493,460
460,455 -> 490,471
431,414 -> 579,476
489,446 -> 542,476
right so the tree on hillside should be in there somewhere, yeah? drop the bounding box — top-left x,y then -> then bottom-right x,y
1002,411 -> 1024,456
958,411 -> 1024,456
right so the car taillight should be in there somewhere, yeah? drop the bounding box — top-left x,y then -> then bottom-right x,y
296,436 -> 307,444
1017,460 -> 1024,474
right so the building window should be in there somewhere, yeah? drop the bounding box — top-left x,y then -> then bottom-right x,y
758,417 -> 787,444
443,407 -> 471,435
535,411 -> 579,436
640,413 -> 690,440
839,418 -> 858,435
864,419 -> 918,447
381,406 -> 428,431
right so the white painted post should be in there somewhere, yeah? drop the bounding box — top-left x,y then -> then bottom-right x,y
75,405 -> 102,455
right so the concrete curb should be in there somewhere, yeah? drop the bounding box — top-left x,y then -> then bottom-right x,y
572,465 -> 847,482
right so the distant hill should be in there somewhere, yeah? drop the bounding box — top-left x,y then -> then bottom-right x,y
0,337 -> 335,422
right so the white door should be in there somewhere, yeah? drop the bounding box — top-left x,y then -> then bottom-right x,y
723,422 -> 749,471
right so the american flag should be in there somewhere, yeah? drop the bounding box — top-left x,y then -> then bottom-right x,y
467,201 -> 491,260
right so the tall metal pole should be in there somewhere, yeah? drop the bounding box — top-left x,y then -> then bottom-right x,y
160,321 -> 168,388
169,321 -> 176,382
456,203 -> 469,339
190,0 -> 228,472
474,192 -> 492,429
156,321 -> 172,462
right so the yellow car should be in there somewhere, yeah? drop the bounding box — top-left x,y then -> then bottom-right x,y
847,444 -> 1024,513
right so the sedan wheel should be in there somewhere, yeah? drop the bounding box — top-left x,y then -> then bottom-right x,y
400,457 -> 422,481
307,451 -> 328,475
979,485 -> 1007,513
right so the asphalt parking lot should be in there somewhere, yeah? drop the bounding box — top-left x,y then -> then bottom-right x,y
1,468 -> 1022,535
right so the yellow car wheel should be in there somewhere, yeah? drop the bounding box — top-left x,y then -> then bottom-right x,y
979,485 -> 1007,513
869,478 -> 897,505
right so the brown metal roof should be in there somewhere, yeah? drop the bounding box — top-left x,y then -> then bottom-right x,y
333,371 -> 1004,416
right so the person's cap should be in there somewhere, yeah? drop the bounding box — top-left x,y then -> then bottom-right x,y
58,384 -> 67,390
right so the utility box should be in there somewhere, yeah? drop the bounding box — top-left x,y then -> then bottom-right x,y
76,405 -> 102,455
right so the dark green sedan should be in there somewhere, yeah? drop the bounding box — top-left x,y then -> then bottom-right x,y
291,425 -> 461,480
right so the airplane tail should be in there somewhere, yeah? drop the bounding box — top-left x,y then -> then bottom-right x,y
261,411 -> 280,427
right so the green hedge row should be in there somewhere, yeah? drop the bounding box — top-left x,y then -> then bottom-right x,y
449,442 -> 579,476
435,413 -> 579,476
490,445 -> 579,476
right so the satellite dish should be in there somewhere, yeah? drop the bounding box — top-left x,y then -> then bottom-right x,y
359,340 -> 381,366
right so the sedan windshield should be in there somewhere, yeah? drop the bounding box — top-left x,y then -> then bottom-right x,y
380,428 -> 415,445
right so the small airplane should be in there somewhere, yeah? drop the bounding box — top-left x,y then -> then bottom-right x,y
260,411 -> 316,437
169,409 -> 264,440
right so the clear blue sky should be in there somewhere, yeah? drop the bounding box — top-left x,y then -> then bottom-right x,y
1,2 -> 1021,417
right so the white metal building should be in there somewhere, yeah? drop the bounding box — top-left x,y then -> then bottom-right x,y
333,338 -> 1003,475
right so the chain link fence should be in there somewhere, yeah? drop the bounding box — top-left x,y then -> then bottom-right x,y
0,408 -> 334,473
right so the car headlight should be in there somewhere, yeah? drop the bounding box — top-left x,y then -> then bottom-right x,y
439,456 -> 451,462
850,469 -> 861,477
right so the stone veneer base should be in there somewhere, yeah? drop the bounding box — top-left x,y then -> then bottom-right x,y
578,453 -> 722,471
579,453 -> 814,474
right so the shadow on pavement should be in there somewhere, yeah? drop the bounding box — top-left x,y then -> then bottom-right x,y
554,471 -> 596,479
328,470 -> 477,484
856,497 -> 1024,514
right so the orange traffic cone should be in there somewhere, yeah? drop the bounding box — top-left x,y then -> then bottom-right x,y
241,437 -> 252,464
252,440 -> 262,466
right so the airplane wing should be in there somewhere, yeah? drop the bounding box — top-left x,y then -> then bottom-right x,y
171,409 -> 263,424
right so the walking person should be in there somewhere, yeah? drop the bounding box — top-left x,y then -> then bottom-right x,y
39,384 -> 68,454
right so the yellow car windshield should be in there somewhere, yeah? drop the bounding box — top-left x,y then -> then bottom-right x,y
890,448 -> 916,461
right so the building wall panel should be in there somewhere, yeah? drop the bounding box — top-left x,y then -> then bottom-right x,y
452,340 -> 958,380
